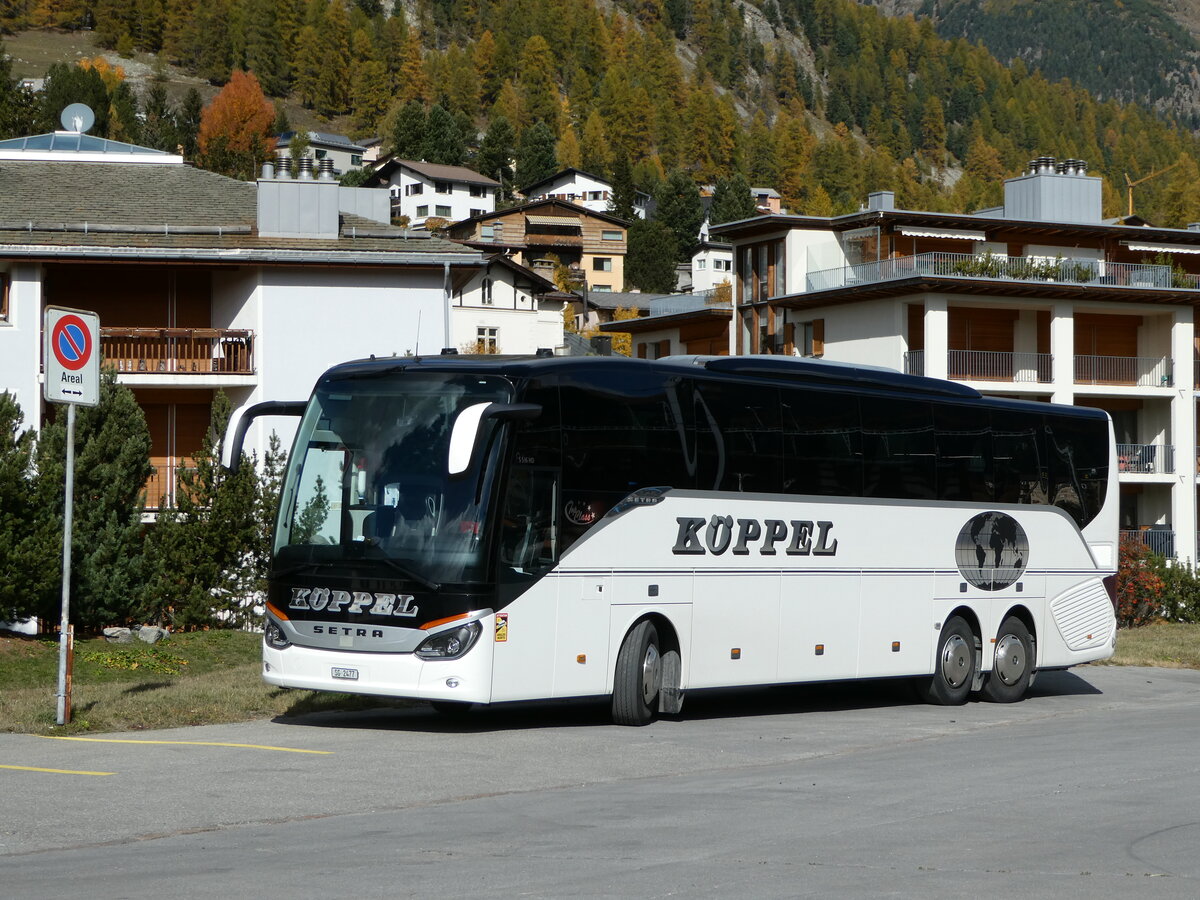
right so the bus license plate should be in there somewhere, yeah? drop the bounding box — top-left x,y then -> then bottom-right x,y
331,667 -> 359,681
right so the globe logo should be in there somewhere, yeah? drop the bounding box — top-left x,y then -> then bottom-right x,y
955,512 -> 1029,591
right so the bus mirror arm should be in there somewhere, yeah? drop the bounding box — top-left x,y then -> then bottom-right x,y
448,402 -> 542,479
225,400 -> 307,473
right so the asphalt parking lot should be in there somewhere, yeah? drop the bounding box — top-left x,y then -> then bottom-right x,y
2,665 -> 1199,898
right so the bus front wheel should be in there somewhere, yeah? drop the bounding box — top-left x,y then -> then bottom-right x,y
980,616 -> 1033,703
919,615 -> 975,706
612,620 -> 661,726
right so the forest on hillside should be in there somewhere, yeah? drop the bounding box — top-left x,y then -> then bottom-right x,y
3,0 -> 1200,228
919,0 -> 1200,126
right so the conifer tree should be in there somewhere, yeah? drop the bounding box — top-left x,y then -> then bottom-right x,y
607,154 -> 638,220
292,24 -> 322,109
391,99 -> 427,159
556,125 -> 582,170
625,218 -> 678,293
0,392 -> 57,623
517,34 -> 559,131
243,0 -> 288,97
477,114 -> 516,199
40,63 -> 110,137
710,173 -> 757,225
653,169 -> 704,261
515,119 -> 557,191
398,31 -> 430,105
107,80 -> 141,144
421,104 -> 465,166
178,87 -> 203,159
33,372 -> 153,628
141,83 -> 179,152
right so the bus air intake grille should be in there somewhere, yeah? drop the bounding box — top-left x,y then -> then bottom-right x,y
1049,580 -> 1114,651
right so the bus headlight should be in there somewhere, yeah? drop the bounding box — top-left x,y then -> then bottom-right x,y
264,618 -> 291,650
415,620 -> 482,660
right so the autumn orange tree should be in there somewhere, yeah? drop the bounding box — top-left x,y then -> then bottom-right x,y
197,70 -> 276,180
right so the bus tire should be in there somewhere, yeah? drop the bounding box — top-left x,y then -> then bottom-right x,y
980,616 -> 1033,703
612,620 -> 661,726
919,615 -> 975,706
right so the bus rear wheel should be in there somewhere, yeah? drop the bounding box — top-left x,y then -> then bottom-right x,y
612,620 -> 661,726
980,616 -> 1033,703
919,615 -> 975,706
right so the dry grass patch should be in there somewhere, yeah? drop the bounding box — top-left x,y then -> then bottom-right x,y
1103,623 -> 1200,669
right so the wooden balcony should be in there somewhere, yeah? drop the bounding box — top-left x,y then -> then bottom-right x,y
143,460 -> 195,510
101,327 -> 254,375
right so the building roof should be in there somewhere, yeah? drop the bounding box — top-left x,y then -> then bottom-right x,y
519,167 -> 609,196
369,158 -> 500,187
446,198 -> 632,234
277,131 -> 365,152
0,160 -> 479,264
0,132 -> 181,163
584,290 -> 664,311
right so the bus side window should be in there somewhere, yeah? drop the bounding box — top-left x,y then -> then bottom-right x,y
500,468 -> 558,572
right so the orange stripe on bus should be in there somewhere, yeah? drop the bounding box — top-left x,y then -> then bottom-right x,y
420,612 -> 469,630
266,601 -> 290,621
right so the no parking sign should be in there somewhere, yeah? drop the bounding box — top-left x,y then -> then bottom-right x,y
44,306 -> 99,407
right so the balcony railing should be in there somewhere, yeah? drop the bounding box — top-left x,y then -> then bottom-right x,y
101,327 -> 254,375
1121,528 -> 1176,558
806,252 -> 1200,294
1074,355 -> 1171,387
143,461 -> 196,510
948,350 -> 1052,383
1117,443 -> 1175,474
903,349 -> 1051,382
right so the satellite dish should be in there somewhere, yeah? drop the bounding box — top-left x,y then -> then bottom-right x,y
60,103 -> 96,135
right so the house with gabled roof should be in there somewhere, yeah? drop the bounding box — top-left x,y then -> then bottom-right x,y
519,168 -> 650,219
0,131 -> 486,509
446,199 -> 631,294
366,158 -> 499,227
451,254 -> 574,355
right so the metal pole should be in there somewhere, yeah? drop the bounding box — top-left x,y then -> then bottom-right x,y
56,402 -> 75,727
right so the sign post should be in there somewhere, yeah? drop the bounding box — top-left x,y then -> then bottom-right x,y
44,306 -> 100,726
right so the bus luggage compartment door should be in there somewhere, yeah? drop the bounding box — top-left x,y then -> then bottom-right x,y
552,574 -> 613,698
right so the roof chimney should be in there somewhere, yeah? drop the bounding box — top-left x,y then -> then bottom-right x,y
318,158 -> 335,181
297,157 -> 314,180
1005,155 -> 1101,224
867,190 -> 895,211
275,154 -> 292,179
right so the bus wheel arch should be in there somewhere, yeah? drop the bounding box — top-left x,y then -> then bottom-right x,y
981,610 -> 1036,703
919,610 -> 979,706
611,614 -> 682,725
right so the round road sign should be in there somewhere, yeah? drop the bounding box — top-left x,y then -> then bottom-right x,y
51,314 -> 93,372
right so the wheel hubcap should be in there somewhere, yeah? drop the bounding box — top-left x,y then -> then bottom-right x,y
641,644 -> 661,705
994,633 -> 1027,686
940,634 -> 971,689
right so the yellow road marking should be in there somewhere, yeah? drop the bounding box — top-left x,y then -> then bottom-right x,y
36,736 -> 331,754
1,764 -> 114,776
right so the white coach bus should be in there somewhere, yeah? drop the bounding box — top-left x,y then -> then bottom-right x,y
234,354 -> 1118,725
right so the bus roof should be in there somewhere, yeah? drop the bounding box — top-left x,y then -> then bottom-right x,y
314,353 -> 1108,422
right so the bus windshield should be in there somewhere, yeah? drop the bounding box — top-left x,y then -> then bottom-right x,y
274,372 -> 513,585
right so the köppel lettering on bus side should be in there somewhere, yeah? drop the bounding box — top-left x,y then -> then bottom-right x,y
288,587 -> 419,617
672,516 -> 838,557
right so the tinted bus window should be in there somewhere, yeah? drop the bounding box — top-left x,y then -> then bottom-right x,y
1044,414 -> 1109,528
992,410 -> 1046,507
693,379 -> 783,493
780,388 -> 863,497
861,396 -> 936,500
560,371 -> 685,520
935,404 -> 992,503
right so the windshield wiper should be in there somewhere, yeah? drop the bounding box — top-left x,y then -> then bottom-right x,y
273,551 -> 441,592
271,559 -> 337,579
362,553 -> 441,592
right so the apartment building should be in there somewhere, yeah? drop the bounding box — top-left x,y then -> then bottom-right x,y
714,158 -> 1200,563
276,131 -> 367,175
447,199 -> 631,293
368,158 -> 499,227
0,132 -> 483,508
450,254 -> 573,354
519,168 -> 650,219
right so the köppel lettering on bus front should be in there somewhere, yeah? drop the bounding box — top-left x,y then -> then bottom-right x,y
288,587 -> 419,617
672,516 -> 838,556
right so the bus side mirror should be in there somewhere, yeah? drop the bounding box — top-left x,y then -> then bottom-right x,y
448,402 -> 541,477
224,400 -> 307,473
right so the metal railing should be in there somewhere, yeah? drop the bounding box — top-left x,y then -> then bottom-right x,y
1074,354 -> 1172,387
143,462 -> 196,510
101,327 -> 254,375
806,252 -> 1200,293
648,290 -> 729,316
1121,528 -> 1176,558
948,350 -> 1052,383
904,350 -> 924,376
1117,443 -> 1175,474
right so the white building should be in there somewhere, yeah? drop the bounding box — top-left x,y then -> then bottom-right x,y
451,255 -> 572,355
367,159 -> 499,228
275,131 -> 367,175
714,159 -> 1200,564
0,131 -> 484,508
690,239 -> 735,292
520,168 -> 650,219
